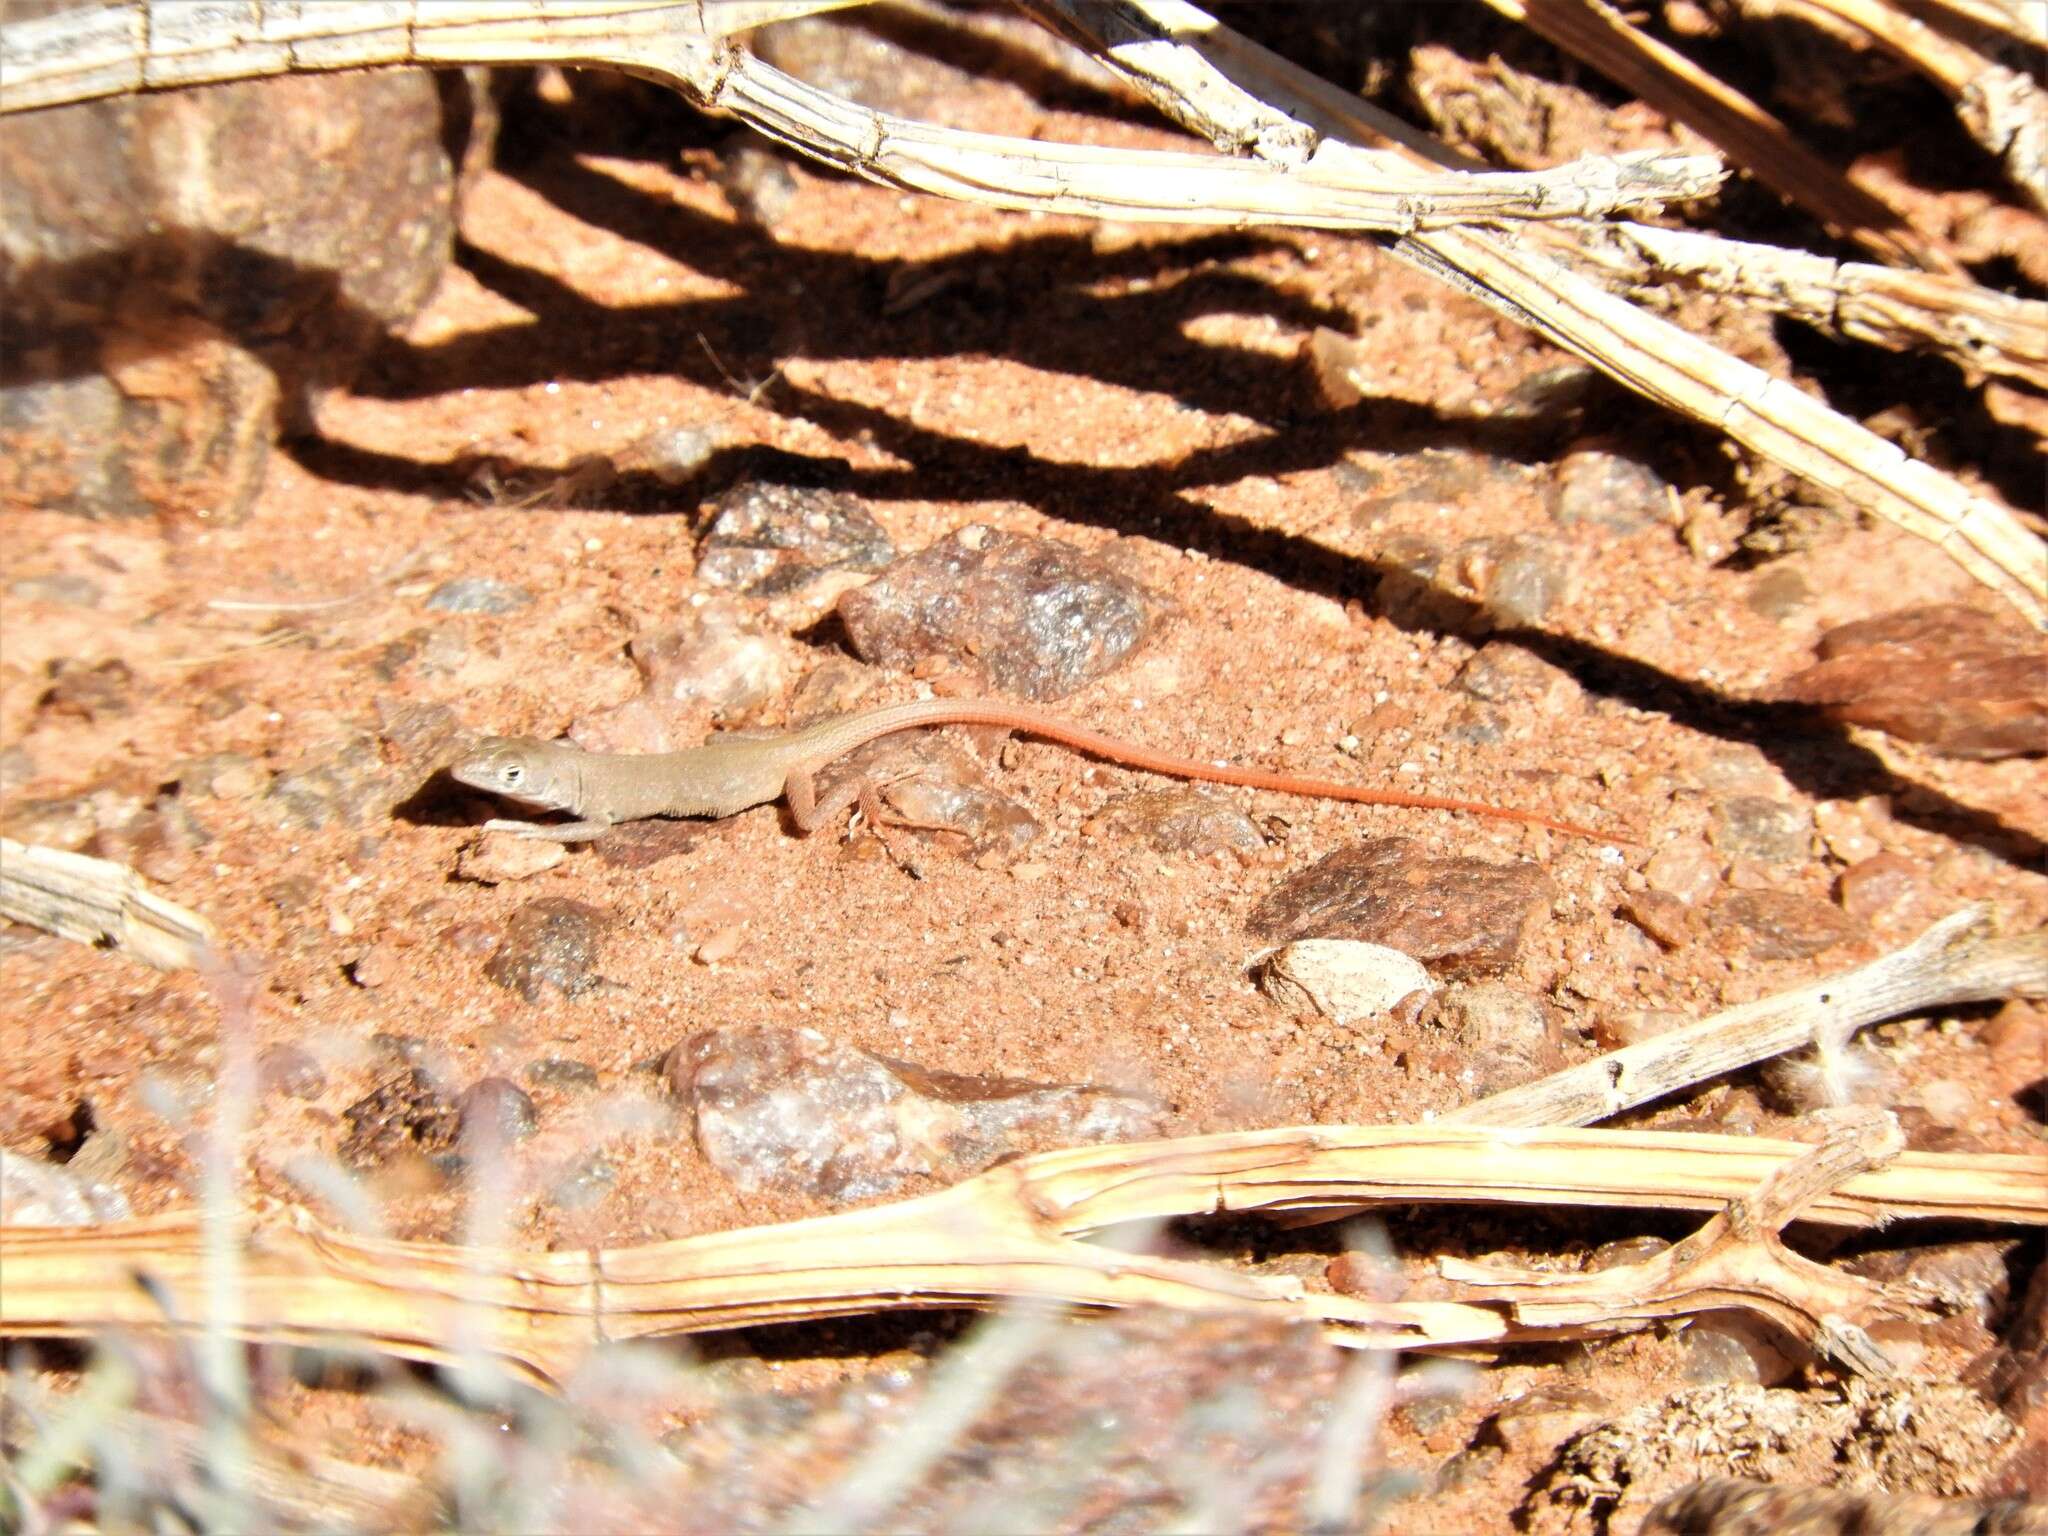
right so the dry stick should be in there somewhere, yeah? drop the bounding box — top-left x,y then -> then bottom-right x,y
0,838 -> 219,972
3,3 -> 2041,624
1744,0 -> 2048,213
1552,220 -> 2048,389
1445,904 -> 2048,1128
1441,1108 -> 1914,1377
1031,0 -> 2048,626
1479,0 -> 1954,270
0,3 -> 1721,226
3,1124 -> 2043,1387
1901,0 -> 2048,47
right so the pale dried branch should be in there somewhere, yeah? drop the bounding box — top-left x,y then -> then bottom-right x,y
0,837 -> 219,972
1441,1109 -> 1913,1376
1035,1 -> 2048,625
1554,220 -> 2048,388
1900,0 -> 2048,48
3,1125 -> 2041,1386
1478,0 -> 1954,268
0,2 -> 1722,227
1445,905 -> 2047,1129
1739,0 -> 2048,213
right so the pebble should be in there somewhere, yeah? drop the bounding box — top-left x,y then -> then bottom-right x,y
1097,789 -> 1262,857
696,481 -> 895,595
457,832 -> 568,884
1454,643 -> 1583,713
457,1076 -> 539,1143
593,820 -> 707,868
1643,839 -> 1720,905
1713,889 -> 1863,960
547,1151 -> 617,1210
9,573 -> 104,607
1745,565 -> 1813,621
1548,442 -> 1672,531
835,732 -> 1042,856
440,921 -> 500,957
1710,796 -> 1809,863
484,898 -> 609,1002
424,578 -> 532,615
577,606 -> 784,752
1619,890 -> 1693,948
339,1069 -> 461,1169
837,527 -> 1163,701
175,752 -> 268,801
717,129 -> 800,226
1679,1318 -> 1795,1387
1475,533 -> 1572,627
1247,838 -> 1552,979
1259,939 -> 1434,1026
1775,602 -> 2047,759
672,1024 -> 1167,1201
1490,1386 -> 1611,1455
1836,852 -> 1923,923
526,1058 -> 601,1091
37,658 -> 134,722
258,1043 -> 327,1100
0,1147 -> 131,1225
1811,799 -> 1883,863
1432,981 -> 1563,1099
348,943 -> 398,988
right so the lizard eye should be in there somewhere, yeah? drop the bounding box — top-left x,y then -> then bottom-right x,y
502,764 -> 524,784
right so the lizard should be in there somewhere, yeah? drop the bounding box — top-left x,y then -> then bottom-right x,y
449,697 -> 1628,845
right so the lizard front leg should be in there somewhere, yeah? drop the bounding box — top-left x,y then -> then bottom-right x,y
482,816 -> 616,843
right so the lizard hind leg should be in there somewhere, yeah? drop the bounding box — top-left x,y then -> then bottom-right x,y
786,765 -> 947,876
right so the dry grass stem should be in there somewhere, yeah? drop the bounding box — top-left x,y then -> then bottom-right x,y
1440,1109 -> 1914,1377
1555,220 -> 2048,388
1039,1 -> 2047,624
1445,904 -> 2047,1129
1477,0 -> 1951,268
1739,0 -> 2048,211
3,1123 -> 2042,1388
0,837 -> 219,972
3,0 -> 2040,622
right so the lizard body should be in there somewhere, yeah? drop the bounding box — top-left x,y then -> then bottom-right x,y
452,698 -> 1624,844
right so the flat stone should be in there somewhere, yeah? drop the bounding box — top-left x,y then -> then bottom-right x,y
1548,442 -> 1672,531
457,832 -> 568,884
1713,889 -> 1863,960
1259,940 -> 1433,1026
1776,603 -> 2048,759
672,1025 -> 1166,1201
1246,838 -> 1552,979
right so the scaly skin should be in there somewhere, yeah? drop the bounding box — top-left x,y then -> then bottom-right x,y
449,697 -> 1630,844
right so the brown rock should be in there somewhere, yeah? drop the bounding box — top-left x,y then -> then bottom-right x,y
673,1025 -> 1165,1201
483,898 -> 609,1002
339,1069 -> 460,1169
696,481 -> 895,595
1776,604 -> 2048,759
838,527 -> 1164,701
1836,852 -> 1924,922
1098,789 -> 1262,856
1246,838 -> 1552,979
0,53 -> 465,520
1712,889 -> 1863,960
1621,889 -> 1693,948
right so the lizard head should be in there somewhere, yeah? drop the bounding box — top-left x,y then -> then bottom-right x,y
450,736 -> 575,813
